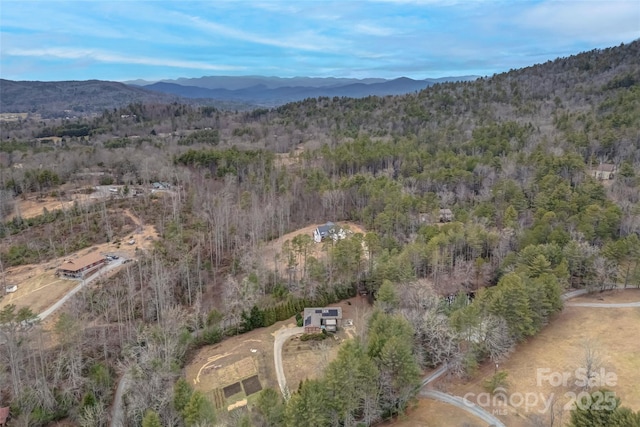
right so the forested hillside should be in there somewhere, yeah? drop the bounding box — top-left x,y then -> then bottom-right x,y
1,41 -> 639,426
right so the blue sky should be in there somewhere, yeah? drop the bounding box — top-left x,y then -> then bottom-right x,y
1,0 -> 639,81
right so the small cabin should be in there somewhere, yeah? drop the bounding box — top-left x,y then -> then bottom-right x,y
593,163 -> 616,180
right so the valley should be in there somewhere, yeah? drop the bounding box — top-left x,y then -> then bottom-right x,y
0,40 -> 639,426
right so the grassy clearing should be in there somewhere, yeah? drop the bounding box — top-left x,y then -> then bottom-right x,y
396,290 -> 640,427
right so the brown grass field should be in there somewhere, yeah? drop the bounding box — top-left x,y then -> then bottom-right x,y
394,289 -> 640,427
389,399 -> 487,427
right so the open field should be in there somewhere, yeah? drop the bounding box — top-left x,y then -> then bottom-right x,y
8,194 -> 90,220
388,399 -> 488,427
399,289 -> 640,427
5,185 -> 147,221
259,221 -> 367,276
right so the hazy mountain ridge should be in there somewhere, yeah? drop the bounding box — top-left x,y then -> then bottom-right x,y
0,79 -> 261,117
137,75 -> 478,106
0,79 -> 181,117
126,75 -> 477,90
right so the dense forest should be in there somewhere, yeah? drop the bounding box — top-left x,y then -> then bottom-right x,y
0,41 -> 639,426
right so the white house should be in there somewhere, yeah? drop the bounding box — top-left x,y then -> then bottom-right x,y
313,222 -> 346,243
593,163 -> 616,180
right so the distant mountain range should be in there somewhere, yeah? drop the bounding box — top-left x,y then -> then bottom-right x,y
0,79 -> 255,117
129,75 -> 478,106
0,75 -> 478,117
0,79 -> 181,117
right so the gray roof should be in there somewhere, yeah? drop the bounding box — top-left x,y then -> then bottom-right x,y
316,222 -> 337,236
596,163 -> 615,172
303,307 -> 342,328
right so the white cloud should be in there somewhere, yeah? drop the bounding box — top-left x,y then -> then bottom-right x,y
520,1 -> 640,43
353,23 -> 397,37
4,47 -> 245,71
179,13 -> 343,53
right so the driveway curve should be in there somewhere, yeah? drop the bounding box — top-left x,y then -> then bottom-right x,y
274,326 -> 304,398
420,389 -> 507,427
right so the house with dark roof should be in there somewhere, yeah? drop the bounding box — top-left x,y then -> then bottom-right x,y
593,163 -> 616,180
57,252 -> 107,279
303,307 -> 343,333
313,222 -> 346,243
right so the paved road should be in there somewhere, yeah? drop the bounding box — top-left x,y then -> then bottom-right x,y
561,289 -> 588,301
38,258 -> 125,321
274,326 -> 304,398
421,364 -> 448,387
420,389 -> 507,427
566,301 -> 640,308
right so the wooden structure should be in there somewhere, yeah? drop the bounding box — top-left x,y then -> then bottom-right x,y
57,252 -> 106,279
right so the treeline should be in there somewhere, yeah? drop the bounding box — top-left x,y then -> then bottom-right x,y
239,284 -> 356,333
175,147 -> 274,180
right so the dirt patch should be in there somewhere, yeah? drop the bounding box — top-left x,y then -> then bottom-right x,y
6,189 -> 105,221
275,144 -> 305,168
260,222 -> 367,276
403,290 -> 640,427
242,375 -> 263,395
223,382 -> 243,398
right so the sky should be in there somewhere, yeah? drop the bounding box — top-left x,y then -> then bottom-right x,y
1,0 -> 639,82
